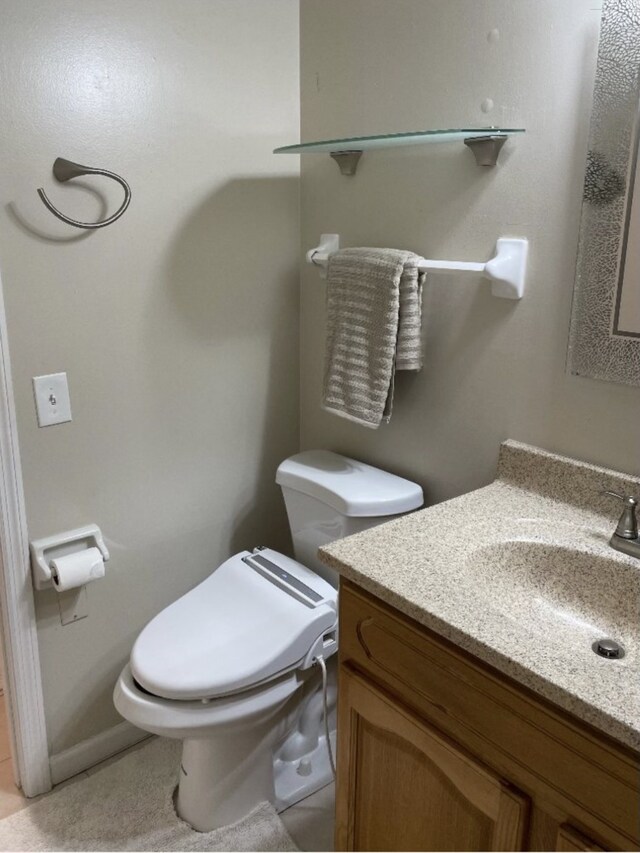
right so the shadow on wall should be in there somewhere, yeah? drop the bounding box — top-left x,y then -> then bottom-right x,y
165,176 -> 299,341
38,176 -> 301,752
5,182 -> 109,243
150,176 -> 300,561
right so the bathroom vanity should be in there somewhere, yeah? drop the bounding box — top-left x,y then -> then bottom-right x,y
320,441 -> 640,852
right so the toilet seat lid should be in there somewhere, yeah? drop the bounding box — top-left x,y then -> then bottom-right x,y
130,549 -> 337,701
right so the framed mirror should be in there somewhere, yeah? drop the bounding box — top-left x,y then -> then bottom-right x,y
568,0 -> 640,385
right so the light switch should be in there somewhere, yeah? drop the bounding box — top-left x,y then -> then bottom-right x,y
33,373 -> 72,427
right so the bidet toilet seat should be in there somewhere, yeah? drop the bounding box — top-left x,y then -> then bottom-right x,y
115,663 -> 305,740
130,548 -> 337,701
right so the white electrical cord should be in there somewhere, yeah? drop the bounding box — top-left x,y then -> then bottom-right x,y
315,655 -> 336,778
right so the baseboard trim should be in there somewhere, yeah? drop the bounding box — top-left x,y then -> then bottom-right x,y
49,720 -> 150,784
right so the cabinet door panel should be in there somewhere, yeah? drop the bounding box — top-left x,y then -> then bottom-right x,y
556,825 -> 606,852
336,666 -> 529,851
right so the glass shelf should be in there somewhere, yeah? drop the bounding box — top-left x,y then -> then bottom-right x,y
274,127 -> 525,173
274,127 -> 525,155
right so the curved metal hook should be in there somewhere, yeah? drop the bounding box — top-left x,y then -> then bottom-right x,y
37,158 -> 131,230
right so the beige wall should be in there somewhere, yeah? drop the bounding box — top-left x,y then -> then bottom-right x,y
0,0 -> 300,754
299,0 -> 640,503
2,0 -> 639,765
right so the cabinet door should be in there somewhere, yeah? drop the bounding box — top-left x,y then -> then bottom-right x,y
336,666 -> 529,852
556,825 -> 606,852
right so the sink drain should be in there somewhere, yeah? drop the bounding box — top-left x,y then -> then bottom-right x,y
592,638 -> 625,659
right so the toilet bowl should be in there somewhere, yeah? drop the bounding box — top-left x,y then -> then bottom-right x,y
115,662 -> 310,830
114,451 -> 423,831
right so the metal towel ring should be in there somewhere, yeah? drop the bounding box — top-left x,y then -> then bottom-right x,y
37,157 -> 131,230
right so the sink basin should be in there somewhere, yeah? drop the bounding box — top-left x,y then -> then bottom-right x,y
320,440 -> 640,748
466,538 -> 640,658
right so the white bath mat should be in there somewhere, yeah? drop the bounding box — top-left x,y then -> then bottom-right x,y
0,738 -> 298,851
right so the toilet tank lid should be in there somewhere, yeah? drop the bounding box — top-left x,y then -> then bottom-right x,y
276,450 -> 423,517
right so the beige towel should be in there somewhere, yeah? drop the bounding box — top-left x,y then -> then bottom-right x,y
322,247 -> 424,428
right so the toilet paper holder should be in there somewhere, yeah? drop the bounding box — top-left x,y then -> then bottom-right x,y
30,524 -> 110,590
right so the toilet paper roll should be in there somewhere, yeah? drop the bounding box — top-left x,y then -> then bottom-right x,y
50,547 -> 105,592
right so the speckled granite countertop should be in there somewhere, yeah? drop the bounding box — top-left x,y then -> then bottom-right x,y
319,441 -> 640,751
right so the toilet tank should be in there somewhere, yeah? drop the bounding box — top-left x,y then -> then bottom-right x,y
276,450 -> 423,587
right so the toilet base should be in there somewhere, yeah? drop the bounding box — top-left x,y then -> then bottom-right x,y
274,657 -> 337,811
175,716 -> 337,831
115,658 -> 338,832
274,728 -> 336,812
174,666 -> 337,831
176,719 -> 278,832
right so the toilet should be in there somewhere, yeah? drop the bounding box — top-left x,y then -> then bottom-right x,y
113,450 -> 423,831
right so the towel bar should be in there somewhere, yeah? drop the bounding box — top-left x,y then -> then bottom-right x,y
37,158 -> 131,230
307,234 -> 528,299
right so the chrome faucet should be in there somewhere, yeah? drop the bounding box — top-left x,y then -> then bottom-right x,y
603,491 -> 640,559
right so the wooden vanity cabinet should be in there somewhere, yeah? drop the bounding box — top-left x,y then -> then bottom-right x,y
335,582 -> 640,852
555,825 -> 606,852
337,666 -> 529,851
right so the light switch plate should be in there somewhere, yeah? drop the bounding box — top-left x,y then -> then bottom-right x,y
33,373 -> 72,427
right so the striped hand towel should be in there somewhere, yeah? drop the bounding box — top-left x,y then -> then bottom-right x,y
322,247 -> 425,428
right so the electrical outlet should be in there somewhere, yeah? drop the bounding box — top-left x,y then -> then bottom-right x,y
33,373 -> 72,427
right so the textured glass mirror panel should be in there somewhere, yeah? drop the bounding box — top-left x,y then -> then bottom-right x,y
568,0 -> 640,385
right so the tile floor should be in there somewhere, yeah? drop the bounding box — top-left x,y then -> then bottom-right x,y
0,710 -> 336,851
